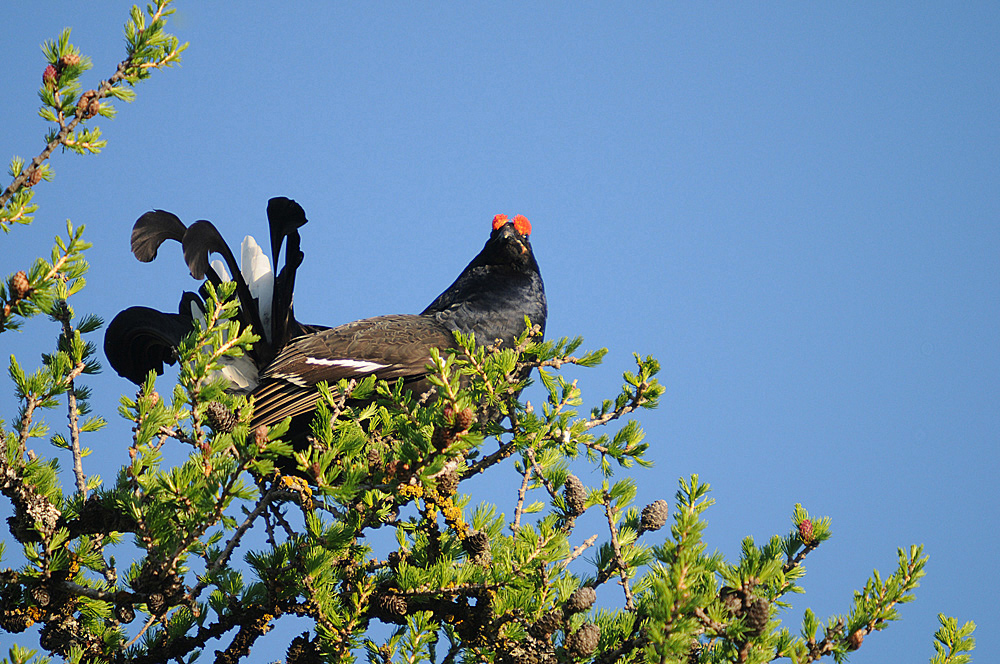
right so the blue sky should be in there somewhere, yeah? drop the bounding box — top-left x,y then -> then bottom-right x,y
2,3 -> 998,662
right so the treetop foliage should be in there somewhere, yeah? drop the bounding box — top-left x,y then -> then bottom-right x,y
0,3 -> 976,664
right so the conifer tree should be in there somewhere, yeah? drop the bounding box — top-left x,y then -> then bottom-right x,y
0,4 -> 977,663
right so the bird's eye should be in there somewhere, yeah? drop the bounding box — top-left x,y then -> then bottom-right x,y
512,214 -> 531,236
492,214 -> 509,231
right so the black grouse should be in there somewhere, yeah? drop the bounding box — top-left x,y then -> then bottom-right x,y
104,201 -> 546,434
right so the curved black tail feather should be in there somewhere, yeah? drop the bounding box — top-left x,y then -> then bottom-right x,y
103,304 -> 195,384
266,197 -> 311,354
104,197 -> 313,385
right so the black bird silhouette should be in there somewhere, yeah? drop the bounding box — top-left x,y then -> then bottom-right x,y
104,201 -> 546,433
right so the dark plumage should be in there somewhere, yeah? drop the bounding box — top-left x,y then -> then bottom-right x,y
248,214 -> 545,430
251,314 -> 454,428
105,204 -> 546,437
105,198 -> 324,388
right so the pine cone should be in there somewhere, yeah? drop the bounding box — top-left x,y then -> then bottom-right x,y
146,592 -> 166,616
437,469 -> 459,496
374,591 -> 407,617
686,640 -> 703,664
38,614 -> 79,654
133,558 -> 183,613
495,636 -> 556,664
25,168 -> 43,187
565,623 -> 600,659
565,586 -> 596,614
432,426 -> 450,451
719,586 -> 743,615
847,628 -> 865,651
42,64 -> 58,89
743,597 -> 769,637
386,550 -> 405,569
29,585 -> 50,607
58,53 -> 81,69
798,519 -> 814,544
9,271 -> 30,300
463,530 -> 490,564
528,607 -> 564,639
453,407 -> 474,432
639,499 -> 669,533
0,609 -> 35,633
76,90 -> 100,119
115,602 -> 136,624
564,475 -> 587,517
205,401 -> 237,433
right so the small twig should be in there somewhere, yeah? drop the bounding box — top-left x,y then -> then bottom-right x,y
61,311 -> 88,495
603,496 -> 635,611
785,542 -> 819,571
441,640 -> 462,664
2,22 -> 183,208
17,395 -> 38,456
537,355 -> 585,369
393,582 -> 504,599
60,579 -> 117,602
125,614 -> 157,649
155,425 -> 195,446
511,530 -> 561,577
559,533 -> 599,572
693,606 -> 727,634
524,447 -> 558,500
65,373 -> 87,495
464,436 -> 521,477
583,382 -> 650,432
512,464 -> 531,534
262,503 -> 279,549
268,500 -> 297,538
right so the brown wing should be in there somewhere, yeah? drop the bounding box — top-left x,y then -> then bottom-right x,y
250,314 -> 455,428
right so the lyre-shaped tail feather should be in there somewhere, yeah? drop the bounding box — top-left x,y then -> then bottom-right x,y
266,197 -> 310,354
103,303 -> 196,384
181,220 -> 269,351
131,210 -> 187,262
106,198 -> 317,386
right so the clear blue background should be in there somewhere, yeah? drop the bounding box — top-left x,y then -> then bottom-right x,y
2,3 -> 997,662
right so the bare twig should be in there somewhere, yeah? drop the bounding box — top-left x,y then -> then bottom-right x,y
693,606 -> 727,634
537,355 -> 586,369
60,579 -> 117,602
268,500 -> 297,538
125,614 -> 158,649
603,496 -> 635,611
60,312 -> 88,495
512,464 -> 531,535
525,447 -> 558,500
559,533 -> 599,572
17,395 -> 38,456
785,542 -> 819,571
65,366 -> 87,495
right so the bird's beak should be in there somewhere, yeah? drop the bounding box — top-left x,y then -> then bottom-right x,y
497,222 -> 529,254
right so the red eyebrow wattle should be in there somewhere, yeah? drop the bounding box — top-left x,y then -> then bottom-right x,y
512,214 -> 531,236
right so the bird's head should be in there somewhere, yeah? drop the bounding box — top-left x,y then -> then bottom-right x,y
483,214 -> 537,269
